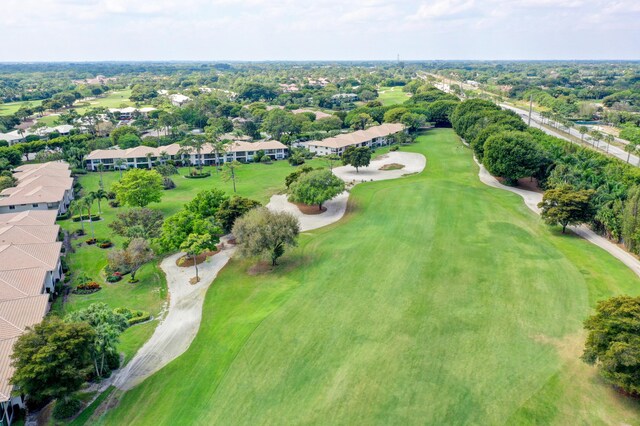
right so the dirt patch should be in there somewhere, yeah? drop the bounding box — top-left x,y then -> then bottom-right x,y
247,261 -> 273,275
176,250 -> 218,267
189,276 -> 200,285
379,163 -> 405,171
496,176 -> 543,193
293,202 -> 327,215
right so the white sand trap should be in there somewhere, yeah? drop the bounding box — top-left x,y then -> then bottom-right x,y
113,242 -> 235,390
267,192 -> 349,232
476,158 -> 640,278
332,151 -> 426,183
267,151 -> 426,232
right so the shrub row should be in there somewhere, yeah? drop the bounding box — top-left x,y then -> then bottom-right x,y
72,214 -> 101,222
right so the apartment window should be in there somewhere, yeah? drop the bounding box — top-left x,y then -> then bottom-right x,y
32,204 -> 39,208
9,205 -> 15,210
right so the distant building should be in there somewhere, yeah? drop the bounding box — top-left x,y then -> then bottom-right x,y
85,140 -> 288,171
108,107 -> 156,120
305,123 -> 405,156
168,94 -> 191,106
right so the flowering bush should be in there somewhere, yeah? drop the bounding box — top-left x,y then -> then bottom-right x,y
73,282 -> 102,294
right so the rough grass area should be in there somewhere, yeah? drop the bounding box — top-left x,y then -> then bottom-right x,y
97,129 -> 640,425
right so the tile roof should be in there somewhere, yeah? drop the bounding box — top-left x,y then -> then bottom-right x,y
86,140 -> 288,160
0,295 -> 49,402
308,123 -> 404,149
0,225 -> 60,245
0,242 -> 62,271
0,269 -> 48,301
0,211 -> 58,226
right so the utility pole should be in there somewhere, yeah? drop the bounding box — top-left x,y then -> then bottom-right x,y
528,94 -> 533,126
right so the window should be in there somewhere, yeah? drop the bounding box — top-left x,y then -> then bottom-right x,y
32,204 -> 39,208
9,205 -> 15,210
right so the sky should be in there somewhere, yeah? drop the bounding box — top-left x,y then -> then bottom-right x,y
1,0 -> 639,61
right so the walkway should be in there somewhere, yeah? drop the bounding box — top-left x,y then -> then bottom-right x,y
476,159 -> 640,278
113,242 -> 235,390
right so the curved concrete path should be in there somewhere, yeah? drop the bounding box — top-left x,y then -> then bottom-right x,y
476,158 -> 640,278
114,244 -> 235,390
268,151 -> 427,231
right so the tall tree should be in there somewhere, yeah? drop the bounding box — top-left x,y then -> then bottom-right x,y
109,208 -> 164,240
342,146 -> 371,173
111,169 -> 164,208
538,186 -> 595,233
107,238 -> 155,282
222,160 -> 241,193
582,296 -> 640,395
215,196 -> 261,233
288,169 -> 345,210
232,208 -> 299,266
11,317 -> 95,404
483,131 -> 543,186
65,303 -> 128,378
180,233 -> 217,282
89,188 -> 108,215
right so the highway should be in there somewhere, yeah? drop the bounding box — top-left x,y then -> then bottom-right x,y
419,72 -> 640,167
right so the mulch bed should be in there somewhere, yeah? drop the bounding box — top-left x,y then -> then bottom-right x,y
379,163 -> 405,171
293,202 -> 327,215
176,250 -> 218,267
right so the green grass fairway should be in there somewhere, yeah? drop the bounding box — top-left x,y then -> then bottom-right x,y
0,99 -> 43,116
73,90 -> 137,114
99,129 -> 640,424
378,86 -> 411,106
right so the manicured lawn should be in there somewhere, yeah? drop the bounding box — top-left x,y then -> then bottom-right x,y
0,99 -> 43,116
56,156 -> 327,360
73,90 -> 137,114
377,86 -> 411,106
97,129 -> 640,425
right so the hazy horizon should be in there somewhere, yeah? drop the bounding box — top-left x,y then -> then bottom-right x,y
1,0 -> 639,61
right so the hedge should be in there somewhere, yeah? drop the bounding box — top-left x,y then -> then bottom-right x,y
184,172 -> 211,179
72,214 -> 101,222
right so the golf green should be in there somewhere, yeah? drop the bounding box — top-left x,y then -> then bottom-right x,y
99,128 -> 640,425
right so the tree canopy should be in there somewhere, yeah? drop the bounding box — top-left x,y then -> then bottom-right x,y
538,186 -> 595,233
11,317 -> 95,403
112,169 -> 164,207
109,208 -> 164,240
288,169 -> 345,210
483,131 -> 544,185
232,207 -> 299,266
582,296 -> 640,395
342,146 -> 371,173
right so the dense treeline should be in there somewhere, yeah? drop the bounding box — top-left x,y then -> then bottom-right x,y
450,98 -> 640,253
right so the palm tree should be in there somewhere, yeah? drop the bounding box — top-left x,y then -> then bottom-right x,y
578,126 -> 589,143
96,163 -> 105,188
590,130 -> 602,149
90,189 -> 108,214
82,195 -> 96,239
205,126 -> 225,173
604,134 -> 614,154
145,152 -> 154,169
183,136 -> 207,175
114,159 -> 125,178
624,142 -> 638,164
69,199 -> 85,234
